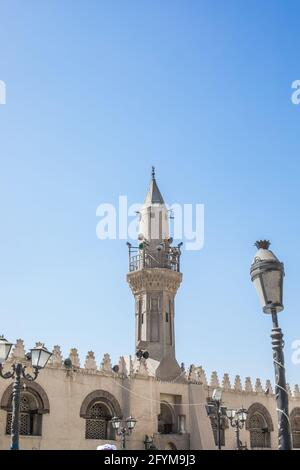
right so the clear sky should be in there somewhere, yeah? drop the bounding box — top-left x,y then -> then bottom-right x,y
1,0 -> 300,388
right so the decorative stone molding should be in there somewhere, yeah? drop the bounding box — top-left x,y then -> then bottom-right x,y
129,355 -> 134,376
210,371 -> 219,388
245,402 -> 274,431
244,377 -> 253,393
127,269 -> 182,295
293,384 -> 300,398
188,365 -> 207,385
79,390 -> 122,418
0,381 -> 50,414
234,375 -> 242,392
135,358 -> 149,377
188,365 -> 198,383
69,348 -> 80,368
84,351 -> 97,370
49,345 -> 63,367
100,353 -> 112,372
265,379 -> 273,395
118,356 -> 128,376
255,378 -> 263,393
197,366 -> 207,385
222,373 -> 231,391
11,339 -> 26,360
290,407 -> 300,425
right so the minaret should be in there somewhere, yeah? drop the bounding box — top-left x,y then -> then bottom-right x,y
127,168 -> 183,381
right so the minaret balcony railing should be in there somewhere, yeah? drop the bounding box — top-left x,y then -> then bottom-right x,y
128,248 -> 181,273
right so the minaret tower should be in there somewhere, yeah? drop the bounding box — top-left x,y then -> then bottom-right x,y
127,168 -> 183,381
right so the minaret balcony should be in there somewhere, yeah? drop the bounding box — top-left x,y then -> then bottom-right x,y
127,244 -> 181,273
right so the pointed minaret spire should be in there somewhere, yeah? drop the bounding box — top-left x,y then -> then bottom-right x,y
139,168 -> 168,242
144,168 -> 165,206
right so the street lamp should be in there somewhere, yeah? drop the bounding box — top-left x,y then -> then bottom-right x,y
0,337 -> 52,450
226,408 -> 248,449
205,388 -> 227,450
250,240 -> 292,450
0,337 -> 13,363
111,416 -> 137,449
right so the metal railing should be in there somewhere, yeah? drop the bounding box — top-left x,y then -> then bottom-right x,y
128,245 -> 181,272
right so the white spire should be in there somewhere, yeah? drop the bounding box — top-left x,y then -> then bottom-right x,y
144,166 -> 165,205
138,168 -> 169,243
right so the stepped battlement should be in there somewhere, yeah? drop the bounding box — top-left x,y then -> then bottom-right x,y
5,339 -> 300,399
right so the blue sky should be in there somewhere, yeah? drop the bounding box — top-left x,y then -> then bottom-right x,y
0,0 -> 300,388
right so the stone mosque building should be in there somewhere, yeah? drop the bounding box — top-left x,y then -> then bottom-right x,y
0,171 -> 300,450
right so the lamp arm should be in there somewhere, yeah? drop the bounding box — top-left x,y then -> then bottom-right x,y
0,363 -> 15,380
228,416 -> 236,428
21,365 -> 39,382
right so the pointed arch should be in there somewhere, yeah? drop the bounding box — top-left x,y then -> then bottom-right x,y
245,403 -> 274,431
80,390 -> 122,419
290,407 -> 300,448
0,381 -> 50,413
246,402 -> 273,449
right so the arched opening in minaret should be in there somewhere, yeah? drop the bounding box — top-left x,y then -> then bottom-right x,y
158,402 -> 175,434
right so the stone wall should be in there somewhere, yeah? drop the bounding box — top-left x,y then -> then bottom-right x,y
0,341 -> 299,450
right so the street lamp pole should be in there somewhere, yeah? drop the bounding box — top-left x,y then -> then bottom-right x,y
216,410 -> 221,450
271,308 -> 291,450
235,423 -> 240,450
0,338 -> 52,450
205,388 -> 226,450
111,416 -> 137,450
250,240 -> 292,450
226,408 -> 248,450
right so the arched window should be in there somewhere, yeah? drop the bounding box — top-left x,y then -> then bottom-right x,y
246,403 -> 273,449
85,401 -> 114,440
158,402 -> 174,434
80,390 -> 122,441
1,382 -> 49,438
6,392 -> 42,436
291,407 -> 300,448
248,412 -> 271,448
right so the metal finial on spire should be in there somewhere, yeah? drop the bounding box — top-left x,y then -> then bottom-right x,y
151,166 -> 155,180
255,240 -> 271,250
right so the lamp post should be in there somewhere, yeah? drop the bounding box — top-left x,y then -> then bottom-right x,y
0,337 -> 52,450
226,408 -> 248,449
250,240 -> 292,450
111,416 -> 137,449
205,388 -> 227,450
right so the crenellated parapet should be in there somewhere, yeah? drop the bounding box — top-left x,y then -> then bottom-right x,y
3,339 -> 300,399
185,364 -> 300,398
